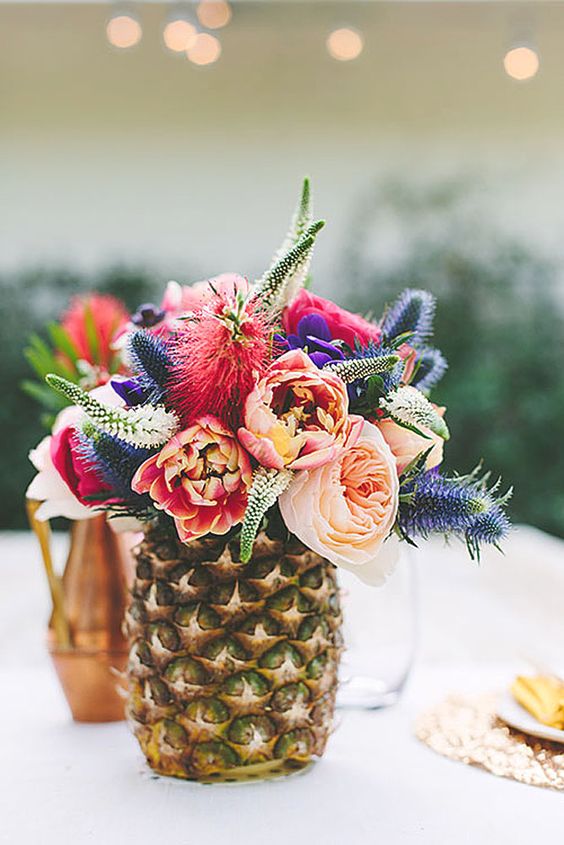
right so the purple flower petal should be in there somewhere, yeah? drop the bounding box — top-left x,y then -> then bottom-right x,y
297,314 -> 332,344
305,336 -> 345,360
111,377 -> 146,406
309,351 -> 334,368
286,334 -> 303,349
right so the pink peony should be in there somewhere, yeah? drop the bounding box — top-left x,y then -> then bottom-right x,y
279,419 -> 400,585
283,289 -> 382,349
238,349 -> 357,471
376,404 -> 447,475
132,416 -> 252,542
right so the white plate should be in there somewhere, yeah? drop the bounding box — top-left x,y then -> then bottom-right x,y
497,691 -> 564,744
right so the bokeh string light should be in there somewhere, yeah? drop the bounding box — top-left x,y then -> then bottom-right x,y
326,27 -> 364,62
186,32 -> 222,66
503,45 -> 540,80
106,13 -> 142,49
196,1 -> 232,31
163,18 -> 198,53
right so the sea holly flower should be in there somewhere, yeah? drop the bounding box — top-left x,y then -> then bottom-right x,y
132,416 -> 252,542
278,419 -> 400,585
238,349 -> 358,471
283,289 -> 382,349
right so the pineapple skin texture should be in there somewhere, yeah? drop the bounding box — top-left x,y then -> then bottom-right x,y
125,527 -> 343,781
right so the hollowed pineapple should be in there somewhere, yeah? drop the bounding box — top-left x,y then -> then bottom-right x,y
125,527 -> 343,782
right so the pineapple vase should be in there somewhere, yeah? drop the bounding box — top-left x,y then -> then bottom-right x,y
125,525 -> 343,782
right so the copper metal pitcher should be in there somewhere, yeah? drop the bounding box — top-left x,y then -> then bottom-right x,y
27,501 -> 133,722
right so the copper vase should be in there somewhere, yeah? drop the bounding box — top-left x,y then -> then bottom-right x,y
27,501 -> 133,722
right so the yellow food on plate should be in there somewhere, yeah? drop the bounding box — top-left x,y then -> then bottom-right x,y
511,675 -> 564,730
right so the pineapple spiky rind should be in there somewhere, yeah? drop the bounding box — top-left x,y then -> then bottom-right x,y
46,374 -> 179,448
126,527 -> 342,781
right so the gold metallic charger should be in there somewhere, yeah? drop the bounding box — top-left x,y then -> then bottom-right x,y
415,694 -> 564,792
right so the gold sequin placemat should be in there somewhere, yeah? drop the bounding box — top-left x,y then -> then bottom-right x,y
415,694 -> 564,791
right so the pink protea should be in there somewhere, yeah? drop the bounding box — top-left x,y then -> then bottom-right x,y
167,278 -> 272,427
131,416 -> 252,543
238,349 -> 359,471
61,293 -> 129,370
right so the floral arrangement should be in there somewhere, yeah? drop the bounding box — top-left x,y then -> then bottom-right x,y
28,180 -> 511,581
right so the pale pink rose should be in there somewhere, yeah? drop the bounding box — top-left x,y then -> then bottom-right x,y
279,419 -> 400,585
238,349 -> 357,471
376,406 -> 446,475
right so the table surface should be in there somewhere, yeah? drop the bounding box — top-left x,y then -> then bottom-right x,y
2,526 -> 563,845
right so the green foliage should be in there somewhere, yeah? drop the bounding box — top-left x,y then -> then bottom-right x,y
1,265 -> 160,529
341,180 -> 564,538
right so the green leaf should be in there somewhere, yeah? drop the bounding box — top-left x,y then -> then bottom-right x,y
83,303 -> 100,364
47,323 -> 81,364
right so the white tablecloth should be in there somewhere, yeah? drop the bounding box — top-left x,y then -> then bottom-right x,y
2,526 -> 563,844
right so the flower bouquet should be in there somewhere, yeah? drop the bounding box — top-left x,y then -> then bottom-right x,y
32,179 -> 511,779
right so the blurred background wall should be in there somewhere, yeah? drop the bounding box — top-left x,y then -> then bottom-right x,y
2,1 -> 564,534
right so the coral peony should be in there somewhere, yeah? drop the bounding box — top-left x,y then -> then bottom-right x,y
61,293 -> 129,370
238,349 -> 356,471
283,289 -> 381,349
279,419 -> 400,585
376,412 -> 446,475
132,416 -> 252,542
167,280 -> 271,427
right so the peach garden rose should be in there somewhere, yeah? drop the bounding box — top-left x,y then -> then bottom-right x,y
279,419 -> 400,585
376,407 -> 446,475
238,349 -> 356,471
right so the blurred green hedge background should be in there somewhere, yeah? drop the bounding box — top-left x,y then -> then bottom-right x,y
4,183 -> 564,537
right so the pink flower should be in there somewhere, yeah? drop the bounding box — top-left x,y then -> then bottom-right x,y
376,405 -> 447,474
167,281 -> 271,427
26,384 -> 125,520
279,419 -> 400,585
238,349 -> 357,471
160,274 -> 250,316
50,426 -> 114,509
61,293 -> 129,371
283,289 -> 382,349
132,416 -> 252,542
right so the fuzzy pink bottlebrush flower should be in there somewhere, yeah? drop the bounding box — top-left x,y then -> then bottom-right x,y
61,293 -> 130,370
238,349 -> 359,471
167,281 -> 272,427
132,416 -> 252,542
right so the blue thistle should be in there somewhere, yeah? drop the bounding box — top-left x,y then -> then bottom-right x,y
411,347 -> 448,393
400,468 -> 511,559
128,330 -> 173,403
381,289 -> 436,347
78,430 -> 151,502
